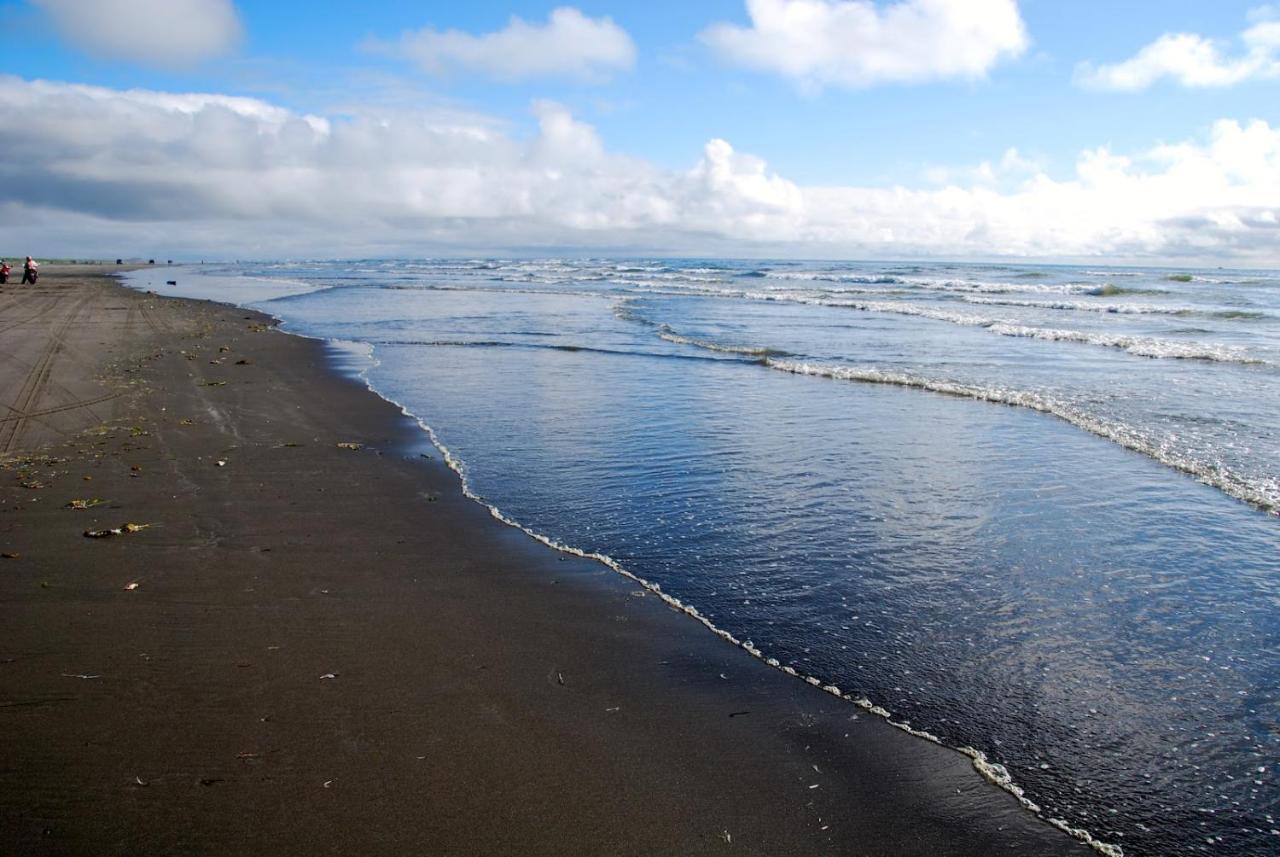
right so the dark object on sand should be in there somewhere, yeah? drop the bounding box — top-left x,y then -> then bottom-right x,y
116,259 -> 123,265
166,280 -> 177,286
148,259 -> 155,265
83,522 -> 151,539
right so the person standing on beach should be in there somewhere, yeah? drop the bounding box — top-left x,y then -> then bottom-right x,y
21,256 -> 37,285
0,260 -> 10,284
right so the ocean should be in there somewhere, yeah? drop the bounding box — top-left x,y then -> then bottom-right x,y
125,258 -> 1280,856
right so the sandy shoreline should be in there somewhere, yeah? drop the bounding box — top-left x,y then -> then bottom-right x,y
0,268 -> 1086,855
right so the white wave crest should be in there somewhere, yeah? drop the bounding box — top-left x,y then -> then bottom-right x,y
959,747 -> 1124,857
961,295 -> 1188,316
765,360 -> 1280,514
655,327 -> 776,357
985,323 -> 1263,363
744,293 -> 1264,364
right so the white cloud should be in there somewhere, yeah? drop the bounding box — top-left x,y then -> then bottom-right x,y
366,7 -> 635,82
1076,15 -> 1280,90
922,147 -> 1041,188
32,0 -> 242,69
1,76 -> 1278,263
701,0 -> 1028,91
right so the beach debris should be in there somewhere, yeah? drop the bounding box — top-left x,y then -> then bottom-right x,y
557,672 -> 565,686
179,419 -> 194,426
65,498 -> 107,510
216,460 -> 227,467
336,442 -> 363,450
219,346 -> 231,353
165,280 -> 176,286
134,776 -> 148,787
83,523 -> 152,539
21,481 -> 45,490
808,783 -> 820,790
728,711 -> 749,718
235,359 -> 251,365
236,752 -> 260,760
319,672 -> 338,680
1,553 -> 19,560
199,380 -> 227,387
719,830 -> 732,845
62,673 -> 100,680
276,442 -> 302,448
124,582 -> 139,591
323,780 -> 333,789
199,778 -> 223,787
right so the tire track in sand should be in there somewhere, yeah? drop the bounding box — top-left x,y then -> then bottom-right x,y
0,290 -> 96,453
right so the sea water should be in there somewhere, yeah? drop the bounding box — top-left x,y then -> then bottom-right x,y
126,259 -> 1280,856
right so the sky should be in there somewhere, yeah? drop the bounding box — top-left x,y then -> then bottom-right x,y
0,0 -> 1278,264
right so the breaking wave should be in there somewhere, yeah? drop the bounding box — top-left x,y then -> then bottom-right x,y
984,323 -> 1265,363
733,294 -> 1267,363
765,359 -> 1280,515
656,327 -> 787,358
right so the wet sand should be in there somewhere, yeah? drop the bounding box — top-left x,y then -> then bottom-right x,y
0,268 -> 1087,855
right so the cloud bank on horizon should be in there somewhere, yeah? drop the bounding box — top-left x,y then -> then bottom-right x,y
3,75 -> 1277,262
3,0 -> 1278,263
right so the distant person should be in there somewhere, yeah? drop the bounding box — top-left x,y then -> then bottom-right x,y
21,256 -> 38,285
0,260 -> 10,284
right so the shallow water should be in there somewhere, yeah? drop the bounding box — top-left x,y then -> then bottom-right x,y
127,259 -> 1280,856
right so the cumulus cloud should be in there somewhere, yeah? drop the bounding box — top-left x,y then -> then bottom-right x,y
366,7 -> 635,82
922,147 -> 1041,188
1076,14 -> 1280,90
32,0 -> 242,68
701,0 -> 1028,91
1,76 -> 1278,262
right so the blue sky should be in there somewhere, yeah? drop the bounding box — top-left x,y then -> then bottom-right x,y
1,1 -> 1278,261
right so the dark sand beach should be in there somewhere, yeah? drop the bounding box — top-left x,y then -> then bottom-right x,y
0,268 -> 1086,856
